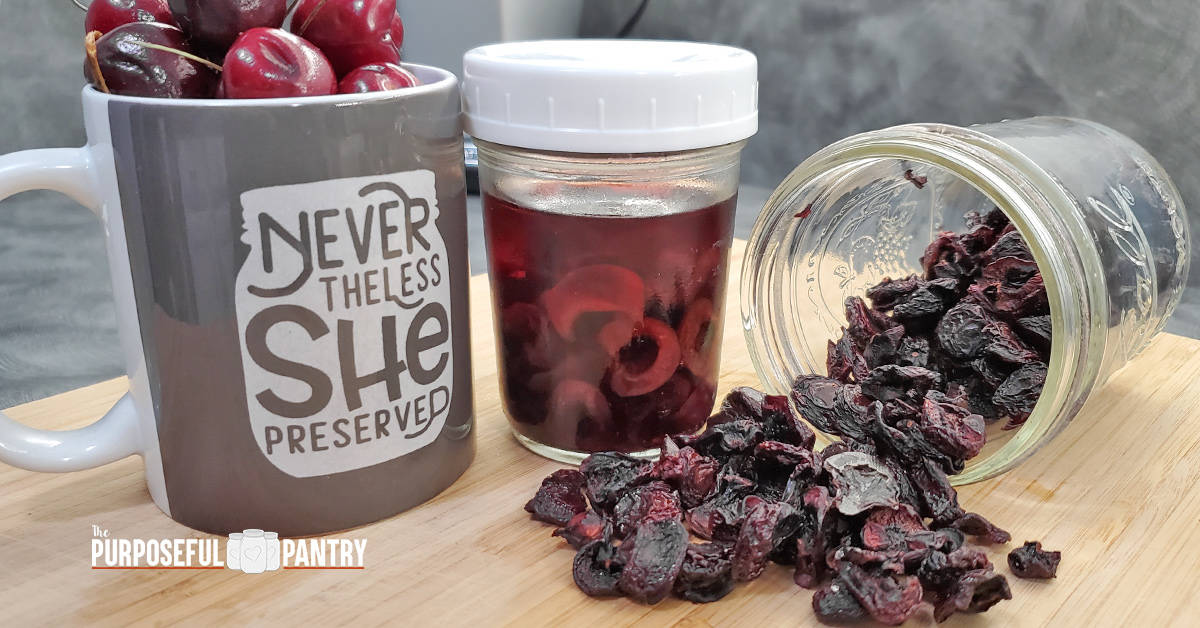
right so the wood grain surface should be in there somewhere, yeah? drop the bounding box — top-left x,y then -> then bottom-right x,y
1,242 -> 1199,627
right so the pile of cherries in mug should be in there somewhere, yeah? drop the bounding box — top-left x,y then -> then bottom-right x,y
81,0 -> 418,98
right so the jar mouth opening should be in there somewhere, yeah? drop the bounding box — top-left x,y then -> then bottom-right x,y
742,124 -> 1108,484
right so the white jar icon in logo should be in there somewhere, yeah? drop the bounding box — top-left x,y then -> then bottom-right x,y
226,532 -> 243,571
240,529 -> 267,574
264,531 -> 281,571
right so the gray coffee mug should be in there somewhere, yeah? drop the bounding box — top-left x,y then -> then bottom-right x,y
0,64 -> 475,536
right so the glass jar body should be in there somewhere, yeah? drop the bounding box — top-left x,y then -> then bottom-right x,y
479,141 -> 744,462
742,117 -> 1189,483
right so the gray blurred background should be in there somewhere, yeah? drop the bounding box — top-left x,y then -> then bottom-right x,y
0,0 -> 1197,406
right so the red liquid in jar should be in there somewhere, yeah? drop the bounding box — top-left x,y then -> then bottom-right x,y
484,193 -> 736,453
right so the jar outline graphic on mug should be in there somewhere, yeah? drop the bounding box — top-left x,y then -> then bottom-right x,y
225,532 -> 243,571
264,531 -> 281,571
240,529 -> 267,574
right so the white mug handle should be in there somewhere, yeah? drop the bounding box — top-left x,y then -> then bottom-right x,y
0,147 -> 142,472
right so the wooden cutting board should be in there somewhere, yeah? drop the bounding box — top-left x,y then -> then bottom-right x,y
2,241 -> 1199,627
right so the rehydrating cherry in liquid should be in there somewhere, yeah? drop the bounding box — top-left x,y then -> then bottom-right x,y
485,193 -> 736,454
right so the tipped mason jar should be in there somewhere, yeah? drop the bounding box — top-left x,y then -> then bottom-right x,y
741,117 -> 1190,484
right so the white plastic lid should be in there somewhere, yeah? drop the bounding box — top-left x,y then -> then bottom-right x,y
462,39 -> 758,153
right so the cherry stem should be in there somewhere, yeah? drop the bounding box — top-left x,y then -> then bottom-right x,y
84,31 -> 110,94
131,41 -> 224,72
71,0 -> 89,11
295,0 -> 329,36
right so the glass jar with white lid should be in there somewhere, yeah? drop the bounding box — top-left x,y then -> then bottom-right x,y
464,39 -> 758,463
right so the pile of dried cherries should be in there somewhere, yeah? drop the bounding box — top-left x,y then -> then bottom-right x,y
523,208 -> 1062,625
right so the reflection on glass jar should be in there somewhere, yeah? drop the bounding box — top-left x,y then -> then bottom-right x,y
743,117 -> 1190,484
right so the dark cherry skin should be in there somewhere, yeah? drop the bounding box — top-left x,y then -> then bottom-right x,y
292,0 -> 401,76
85,0 -> 178,35
184,0 -> 287,51
85,22 -> 218,98
337,62 -> 419,93
220,28 -> 337,99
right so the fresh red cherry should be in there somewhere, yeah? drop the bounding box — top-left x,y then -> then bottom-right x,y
84,22 -> 219,98
390,13 -> 404,49
84,0 -> 177,35
337,62 -> 418,93
291,0 -> 400,76
184,0 -> 287,52
220,27 -> 337,98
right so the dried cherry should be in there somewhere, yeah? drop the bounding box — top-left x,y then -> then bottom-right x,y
652,441 -> 719,508
863,326 -> 906,369
892,282 -> 954,324
859,505 -> 926,551
573,539 -> 624,597
897,336 -> 931,368
715,386 -> 769,423
824,451 -> 901,516
866,275 -> 922,310
555,510 -> 612,549
919,391 -> 986,461
1014,315 -> 1052,352
579,452 -> 652,510
993,362 -> 1047,427
684,480 -> 753,543
678,418 -> 764,458
839,563 -> 924,626
526,377 -> 1048,621
617,518 -> 689,604
930,568 -> 1011,620
731,499 -> 796,581
674,543 -> 735,603
827,334 -> 869,383
812,579 -> 869,624
1008,540 -> 1060,578
524,469 -> 588,526
612,481 -> 682,538
950,512 -> 1012,545
754,440 -> 817,472
936,302 -> 993,360
860,365 -> 941,402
